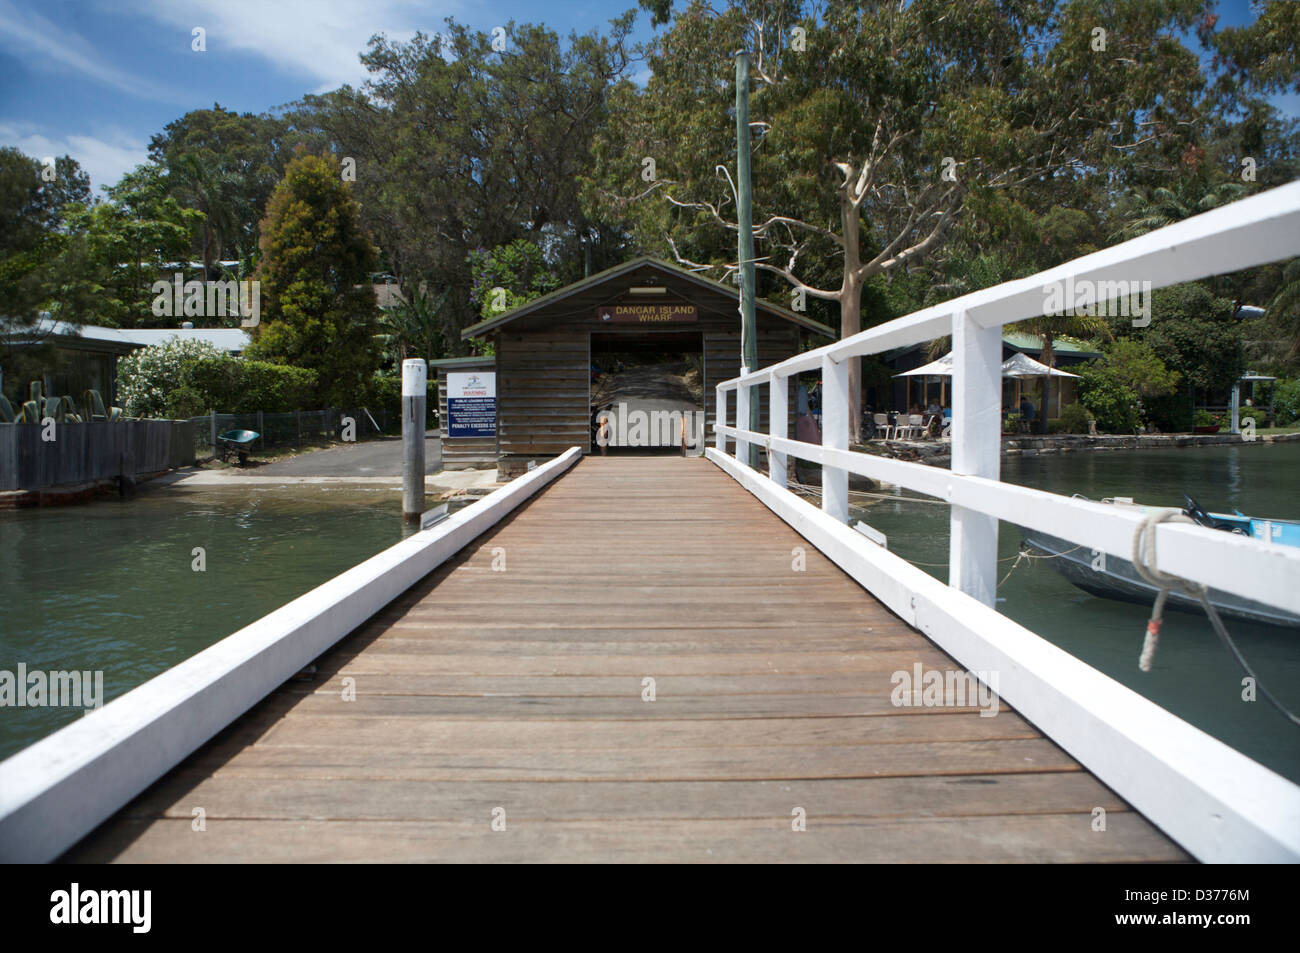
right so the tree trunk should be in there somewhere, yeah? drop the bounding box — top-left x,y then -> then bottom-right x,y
840,280 -> 863,444
839,191 -> 863,444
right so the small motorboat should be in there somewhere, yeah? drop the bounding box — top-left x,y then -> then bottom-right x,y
1020,494 -> 1300,629
215,429 -> 260,467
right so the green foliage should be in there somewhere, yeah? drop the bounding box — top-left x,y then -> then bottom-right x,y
185,356 -> 318,414
1094,339 -> 1181,398
1239,406 -> 1268,427
375,284 -> 451,367
61,164 -> 204,328
468,241 -> 562,319
291,19 -> 634,343
1136,284 -> 1245,407
148,105 -> 291,270
1194,409 -> 1223,428
1269,378 -> 1300,425
1211,0 -> 1300,96
164,385 -> 208,419
116,338 -> 225,417
245,152 -> 380,406
1077,364 -> 1141,434
1059,402 -> 1093,435
0,148 -> 96,329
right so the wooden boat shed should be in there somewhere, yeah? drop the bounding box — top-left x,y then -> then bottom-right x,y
435,257 -> 833,477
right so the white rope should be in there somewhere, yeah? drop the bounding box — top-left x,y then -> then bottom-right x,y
1130,509 -> 1206,672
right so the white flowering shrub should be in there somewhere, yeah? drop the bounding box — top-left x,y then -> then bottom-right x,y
116,338 -> 224,418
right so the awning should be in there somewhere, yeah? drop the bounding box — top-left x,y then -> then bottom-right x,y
892,351 -> 1078,379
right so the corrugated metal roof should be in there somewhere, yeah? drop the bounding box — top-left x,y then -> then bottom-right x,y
3,316 -> 248,353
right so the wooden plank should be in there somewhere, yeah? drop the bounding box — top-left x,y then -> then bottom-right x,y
64,455 -> 1182,863
118,773 -> 1122,822
70,814 -> 1186,864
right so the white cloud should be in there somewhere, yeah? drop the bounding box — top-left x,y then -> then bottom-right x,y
122,0 -> 458,90
0,0 -> 186,103
0,121 -> 148,193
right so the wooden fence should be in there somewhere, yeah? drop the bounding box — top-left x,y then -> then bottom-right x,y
0,420 -> 196,491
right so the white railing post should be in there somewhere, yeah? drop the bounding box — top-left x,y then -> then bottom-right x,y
736,378 -> 751,466
714,384 -> 726,453
821,354 -> 849,521
949,308 -> 1001,605
769,372 -> 787,488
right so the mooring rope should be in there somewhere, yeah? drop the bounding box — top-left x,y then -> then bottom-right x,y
1131,509 -> 1300,726
1131,509 -> 1203,672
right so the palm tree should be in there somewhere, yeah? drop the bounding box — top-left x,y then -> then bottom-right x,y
375,283 -> 450,366
1109,181 -> 1247,243
1266,257 -> 1300,362
171,154 -> 242,282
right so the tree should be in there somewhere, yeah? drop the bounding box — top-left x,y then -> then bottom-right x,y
149,105 -> 291,275
588,0 -> 1213,440
468,240 -> 563,320
1210,0 -> 1300,97
61,165 -> 203,328
286,17 -> 635,349
245,152 -> 380,407
1263,258 -> 1300,363
1141,283 -> 1245,412
375,284 -> 450,367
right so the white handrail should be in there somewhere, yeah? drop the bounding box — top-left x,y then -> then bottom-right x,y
712,180 -> 1300,615
719,180 -> 1300,390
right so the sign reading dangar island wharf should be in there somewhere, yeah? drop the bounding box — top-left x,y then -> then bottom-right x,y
446,371 -> 497,438
597,302 -> 698,324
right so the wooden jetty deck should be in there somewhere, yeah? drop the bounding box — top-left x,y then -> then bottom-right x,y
66,456 -> 1185,862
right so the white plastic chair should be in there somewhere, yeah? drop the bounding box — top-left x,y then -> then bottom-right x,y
873,413 -> 893,439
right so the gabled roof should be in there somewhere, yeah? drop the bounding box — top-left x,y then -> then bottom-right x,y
461,256 -> 835,340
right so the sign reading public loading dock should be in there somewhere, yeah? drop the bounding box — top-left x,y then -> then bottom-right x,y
447,371 -> 497,438
597,303 -> 698,324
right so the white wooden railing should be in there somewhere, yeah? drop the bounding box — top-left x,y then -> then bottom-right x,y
709,180 -> 1300,862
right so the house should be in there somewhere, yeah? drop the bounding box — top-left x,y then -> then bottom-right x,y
1,314 -> 249,407
435,257 -> 834,477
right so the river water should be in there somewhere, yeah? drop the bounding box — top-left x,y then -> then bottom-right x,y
855,442 -> 1300,784
0,485 -> 405,760
2,446 -> 1297,785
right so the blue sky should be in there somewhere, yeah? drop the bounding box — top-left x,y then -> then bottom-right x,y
0,0 -> 1294,195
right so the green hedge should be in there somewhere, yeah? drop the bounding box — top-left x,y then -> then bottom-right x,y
184,356 -> 318,414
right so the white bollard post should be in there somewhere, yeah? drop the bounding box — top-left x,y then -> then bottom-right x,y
821,354 -> 849,522
949,308 -> 1001,605
736,371 -> 751,467
769,372 -> 787,488
402,359 -> 427,526
715,384 -> 726,453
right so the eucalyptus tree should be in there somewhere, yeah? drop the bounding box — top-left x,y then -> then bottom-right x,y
590,0 -> 1213,440
288,17 -> 637,348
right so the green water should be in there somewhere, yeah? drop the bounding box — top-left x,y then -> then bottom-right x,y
0,485 -> 405,760
3,446 -> 1297,784
856,442 -> 1300,783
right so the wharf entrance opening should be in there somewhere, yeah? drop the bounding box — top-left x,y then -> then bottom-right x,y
590,330 -> 705,455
